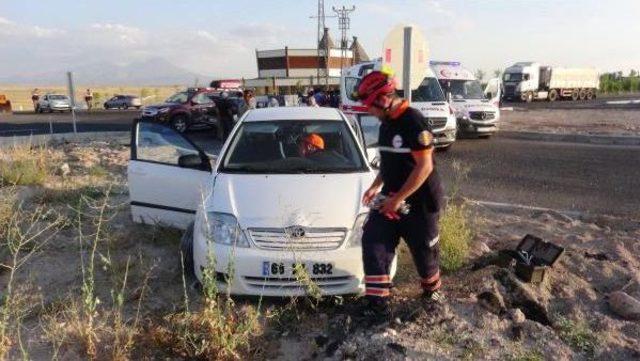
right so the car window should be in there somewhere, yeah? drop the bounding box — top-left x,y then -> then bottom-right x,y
344,77 -> 360,101
358,115 -> 379,147
221,120 -> 367,174
136,122 -> 200,165
192,93 -> 213,105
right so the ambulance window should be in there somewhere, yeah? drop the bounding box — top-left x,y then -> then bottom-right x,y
358,64 -> 374,76
345,77 -> 360,101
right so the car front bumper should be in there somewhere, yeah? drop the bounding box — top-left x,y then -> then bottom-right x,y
432,127 -> 457,147
193,230 -> 365,296
457,117 -> 499,134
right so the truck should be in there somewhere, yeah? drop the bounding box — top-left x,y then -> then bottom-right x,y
431,61 -> 500,137
502,62 -> 599,102
340,60 -> 457,151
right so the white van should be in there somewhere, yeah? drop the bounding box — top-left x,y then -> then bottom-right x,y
341,60 -> 457,150
431,61 -> 500,137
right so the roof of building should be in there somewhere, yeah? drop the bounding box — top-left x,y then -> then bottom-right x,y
318,27 -> 336,50
350,36 -> 370,63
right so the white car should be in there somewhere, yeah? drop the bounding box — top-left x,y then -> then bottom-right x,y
431,61 -> 500,137
37,94 -> 72,113
127,107 -> 391,296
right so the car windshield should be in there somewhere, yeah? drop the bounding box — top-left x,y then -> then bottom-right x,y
220,120 -> 367,174
503,73 -> 524,82
49,95 -> 67,100
440,79 -> 485,100
397,77 -> 446,102
165,92 -> 189,104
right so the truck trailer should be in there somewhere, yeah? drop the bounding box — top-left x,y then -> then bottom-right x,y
502,62 -> 599,102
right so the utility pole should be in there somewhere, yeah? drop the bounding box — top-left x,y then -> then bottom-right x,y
310,1 -> 336,87
332,5 -> 356,76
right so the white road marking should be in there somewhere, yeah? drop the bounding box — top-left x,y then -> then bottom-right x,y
605,99 -> 640,105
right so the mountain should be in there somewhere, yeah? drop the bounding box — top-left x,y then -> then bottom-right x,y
0,58 -> 209,86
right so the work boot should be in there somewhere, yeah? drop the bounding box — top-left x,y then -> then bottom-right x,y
359,297 -> 391,321
421,290 -> 446,314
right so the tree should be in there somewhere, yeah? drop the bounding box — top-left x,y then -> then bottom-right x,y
629,69 -> 638,77
493,69 -> 502,78
475,69 -> 485,82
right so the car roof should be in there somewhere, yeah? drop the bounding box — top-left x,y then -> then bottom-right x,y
243,107 -> 344,122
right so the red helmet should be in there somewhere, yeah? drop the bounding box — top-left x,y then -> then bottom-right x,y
354,71 -> 396,108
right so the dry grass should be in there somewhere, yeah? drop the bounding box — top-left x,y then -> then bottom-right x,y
0,145 -> 50,186
0,85 -> 179,111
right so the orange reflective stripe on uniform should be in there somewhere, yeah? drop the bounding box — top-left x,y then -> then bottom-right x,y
364,275 -> 391,283
421,271 -> 440,285
365,288 -> 391,297
421,271 -> 441,292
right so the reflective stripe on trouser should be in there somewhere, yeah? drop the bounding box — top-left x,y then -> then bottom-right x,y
364,275 -> 391,297
361,210 -> 441,298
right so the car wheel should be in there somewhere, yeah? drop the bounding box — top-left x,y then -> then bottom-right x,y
571,89 -> 580,101
548,89 -> 558,102
171,115 -> 188,133
579,89 -> 587,100
586,90 -> 595,100
181,223 -> 196,280
124,104 -> 129,110
104,104 -> 109,110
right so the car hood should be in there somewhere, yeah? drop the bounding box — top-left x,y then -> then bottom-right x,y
451,100 -> 498,113
207,172 -> 375,229
413,101 -> 449,117
145,103 -> 177,110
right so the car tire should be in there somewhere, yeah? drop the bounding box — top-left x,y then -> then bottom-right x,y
181,222 -> 196,280
478,134 -> 492,139
124,104 -> 129,110
586,89 -> 595,100
104,104 -> 109,110
135,106 -> 141,110
171,115 -> 188,133
548,89 -> 558,102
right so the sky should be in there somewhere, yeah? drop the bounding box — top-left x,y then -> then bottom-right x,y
1,0 -> 639,82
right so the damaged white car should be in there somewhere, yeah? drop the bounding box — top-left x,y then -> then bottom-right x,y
128,107 -> 393,296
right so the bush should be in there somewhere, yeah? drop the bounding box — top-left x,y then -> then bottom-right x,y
556,316 -> 599,357
0,147 -> 48,186
439,203 -> 472,272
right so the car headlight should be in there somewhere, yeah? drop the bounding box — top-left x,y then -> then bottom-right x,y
158,107 -> 170,113
201,212 -> 250,248
346,213 -> 369,248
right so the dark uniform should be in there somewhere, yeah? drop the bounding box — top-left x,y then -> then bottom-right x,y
362,102 -> 444,300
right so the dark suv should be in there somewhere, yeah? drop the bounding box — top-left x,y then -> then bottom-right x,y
139,88 -> 219,133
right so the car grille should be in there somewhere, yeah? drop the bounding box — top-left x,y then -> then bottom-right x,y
427,117 -> 448,129
243,275 -> 354,291
504,85 -> 516,96
469,111 -> 496,121
247,227 -> 347,251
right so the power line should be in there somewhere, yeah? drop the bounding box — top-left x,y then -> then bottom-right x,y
332,5 -> 356,76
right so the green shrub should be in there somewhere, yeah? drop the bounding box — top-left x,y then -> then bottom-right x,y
439,204 -> 472,272
0,149 -> 48,186
556,316 -> 599,357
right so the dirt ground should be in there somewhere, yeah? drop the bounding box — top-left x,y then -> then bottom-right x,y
1,140 -> 639,360
500,107 -> 640,137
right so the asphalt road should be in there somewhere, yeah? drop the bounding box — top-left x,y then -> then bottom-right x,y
437,138 -> 640,219
2,106 -> 639,218
502,93 -> 640,110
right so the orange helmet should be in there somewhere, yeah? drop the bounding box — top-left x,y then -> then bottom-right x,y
303,133 -> 325,150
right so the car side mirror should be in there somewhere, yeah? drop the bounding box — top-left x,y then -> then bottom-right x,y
178,153 -> 209,170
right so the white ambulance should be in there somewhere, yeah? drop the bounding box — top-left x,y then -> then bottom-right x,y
430,61 -> 500,137
340,60 -> 457,151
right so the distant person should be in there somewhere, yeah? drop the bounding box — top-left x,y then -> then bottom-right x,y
85,88 -> 93,110
216,92 -> 234,141
268,96 -> 280,108
238,89 -> 256,117
31,88 -> 40,111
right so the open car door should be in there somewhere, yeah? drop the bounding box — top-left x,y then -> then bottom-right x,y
128,120 -> 212,229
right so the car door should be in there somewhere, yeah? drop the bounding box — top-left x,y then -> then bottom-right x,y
191,92 -> 215,124
128,120 -> 213,229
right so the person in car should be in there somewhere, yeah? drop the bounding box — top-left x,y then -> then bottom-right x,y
355,69 -> 445,318
239,89 -> 257,117
298,133 -> 325,158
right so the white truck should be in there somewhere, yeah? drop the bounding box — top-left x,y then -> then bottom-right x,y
430,61 -> 500,137
502,62 -> 599,102
340,60 -> 457,150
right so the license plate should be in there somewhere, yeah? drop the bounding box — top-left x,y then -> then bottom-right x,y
262,261 -> 334,276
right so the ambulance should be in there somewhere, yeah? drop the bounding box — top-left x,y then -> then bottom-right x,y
430,61 -> 500,137
340,60 -> 457,151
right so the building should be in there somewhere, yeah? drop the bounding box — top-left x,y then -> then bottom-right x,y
244,28 -> 369,94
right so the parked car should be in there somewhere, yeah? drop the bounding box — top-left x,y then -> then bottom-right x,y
127,107 -> 394,296
139,88 -> 219,133
104,95 -> 142,109
36,94 -> 71,113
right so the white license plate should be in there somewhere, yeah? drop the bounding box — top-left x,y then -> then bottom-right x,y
262,261 -> 334,277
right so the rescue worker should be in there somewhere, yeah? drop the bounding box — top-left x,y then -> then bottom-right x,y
85,88 -> 93,110
355,69 -> 444,317
31,88 -> 40,111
